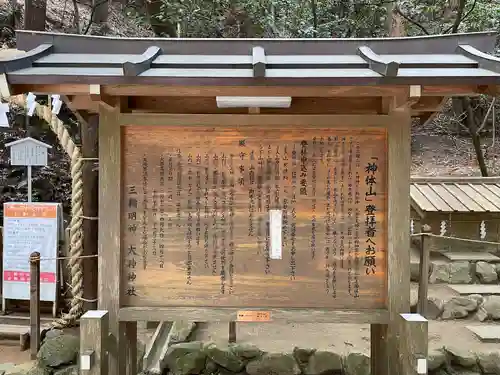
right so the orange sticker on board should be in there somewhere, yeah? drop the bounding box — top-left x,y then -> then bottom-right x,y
236,311 -> 271,322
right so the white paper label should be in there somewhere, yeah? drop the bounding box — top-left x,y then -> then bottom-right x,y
269,209 -> 282,260
417,358 -> 427,374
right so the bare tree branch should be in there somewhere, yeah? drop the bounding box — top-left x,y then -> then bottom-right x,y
443,0 -> 477,33
477,98 -> 496,133
394,5 -> 430,35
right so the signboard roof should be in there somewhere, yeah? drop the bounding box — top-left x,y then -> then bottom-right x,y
0,30 -> 498,87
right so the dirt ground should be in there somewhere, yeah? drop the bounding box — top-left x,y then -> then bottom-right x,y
194,283 -> 500,356
0,286 -> 499,366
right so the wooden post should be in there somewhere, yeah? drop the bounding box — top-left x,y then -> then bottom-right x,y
398,313 -> 428,375
80,310 -> 109,375
383,102 -> 412,375
228,321 -> 236,343
98,103 -> 121,375
29,251 -> 41,360
81,113 -> 99,312
417,225 -> 431,318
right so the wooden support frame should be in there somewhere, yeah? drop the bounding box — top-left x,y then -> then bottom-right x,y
80,310 -> 109,375
98,96 -> 415,375
398,313 -> 429,375
97,103 -> 122,375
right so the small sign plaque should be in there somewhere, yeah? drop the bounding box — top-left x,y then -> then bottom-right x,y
236,310 -> 271,322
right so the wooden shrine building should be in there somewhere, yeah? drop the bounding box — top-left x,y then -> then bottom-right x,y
410,176 -> 500,254
1,30 -> 500,375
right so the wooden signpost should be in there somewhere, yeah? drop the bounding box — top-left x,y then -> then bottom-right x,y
5,137 -> 52,202
2,30 -> 500,375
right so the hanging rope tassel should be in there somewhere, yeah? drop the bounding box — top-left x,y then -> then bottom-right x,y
35,104 -> 85,329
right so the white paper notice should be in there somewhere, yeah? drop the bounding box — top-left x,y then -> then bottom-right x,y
2,203 -> 60,302
269,209 -> 282,260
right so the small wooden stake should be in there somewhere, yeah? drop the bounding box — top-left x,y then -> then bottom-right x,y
398,313 -> 428,374
29,251 -> 41,360
80,310 -> 109,375
418,225 -> 431,317
228,321 -> 236,343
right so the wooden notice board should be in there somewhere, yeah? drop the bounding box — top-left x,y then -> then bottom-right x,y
121,126 -> 387,309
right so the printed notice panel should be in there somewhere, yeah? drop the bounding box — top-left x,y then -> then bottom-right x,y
121,126 -> 387,309
2,203 -> 60,302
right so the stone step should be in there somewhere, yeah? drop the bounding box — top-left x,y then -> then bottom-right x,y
0,323 -> 49,351
466,325 -> 500,343
447,284 -> 500,295
439,252 -> 500,262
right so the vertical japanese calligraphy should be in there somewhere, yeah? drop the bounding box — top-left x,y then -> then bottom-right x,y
365,157 -> 379,276
212,154 -> 219,276
176,150 -> 182,229
186,154 -> 193,285
331,137 -> 339,299
347,138 -> 354,296
324,142 -> 331,295
220,170 -> 227,293
195,154 -> 202,247
282,146 -> 289,250
141,155 -> 149,270
126,185 -> 138,297
257,145 -> 264,255
264,145 -> 272,274
290,145 -> 297,279
228,154 -> 235,294
158,156 -> 165,269
310,138 -> 317,260
354,142 -> 361,297
204,153 -> 210,269
339,137 -> 346,269
122,126 -> 387,310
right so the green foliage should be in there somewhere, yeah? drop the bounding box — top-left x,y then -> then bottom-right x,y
150,0 -> 499,39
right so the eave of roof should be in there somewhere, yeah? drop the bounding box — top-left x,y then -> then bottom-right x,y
0,30 -> 498,87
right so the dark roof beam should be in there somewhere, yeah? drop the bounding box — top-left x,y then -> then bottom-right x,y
0,44 -> 53,73
123,46 -> 162,77
358,46 -> 399,77
457,44 -> 500,74
252,46 -> 266,78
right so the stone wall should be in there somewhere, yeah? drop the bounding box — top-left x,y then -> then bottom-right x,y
413,295 -> 500,321
10,328 -> 500,375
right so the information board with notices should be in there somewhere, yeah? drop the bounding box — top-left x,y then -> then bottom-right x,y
2,202 -> 61,303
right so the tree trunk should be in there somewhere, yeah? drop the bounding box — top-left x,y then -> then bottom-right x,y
24,0 -> 47,30
92,0 -> 109,24
462,97 -> 489,177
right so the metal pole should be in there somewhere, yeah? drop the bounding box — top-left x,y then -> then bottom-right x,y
27,165 -> 32,202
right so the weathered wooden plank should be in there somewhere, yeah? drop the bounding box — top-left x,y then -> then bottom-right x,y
119,114 -> 392,128
466,325 -> 500,343
441,184 -> 484,212
384,106 -> 412,375
448,284 -> 500,295
414,184 -> 452,212
441,252 -> 500,262
80,310 -> 109,375
456,184 -> 498,211
119,307 -> 389,323
483,183 -> 500,201
431,184 -> 469,212
98,104 -> 121,375
470,184 -> 500,211
121,126 -> 388,310
410,185 -> 436,212
397,314 -> 428,375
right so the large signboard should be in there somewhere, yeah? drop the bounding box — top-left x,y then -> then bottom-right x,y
2,203 -> 61,305
121,126 -> 387,309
